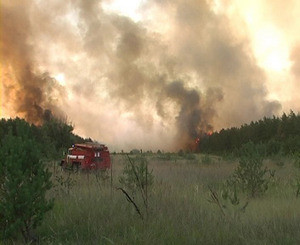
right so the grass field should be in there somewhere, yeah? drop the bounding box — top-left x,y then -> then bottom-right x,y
36,154 -> 300,244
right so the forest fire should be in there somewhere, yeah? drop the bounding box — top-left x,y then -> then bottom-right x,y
1,0 -> 286,152
193,130 -> 214,152
206,131 -> 213,136
195,131 -> 213,143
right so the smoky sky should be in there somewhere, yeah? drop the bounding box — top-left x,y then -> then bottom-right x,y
291,45 -> 300,79
1,0 -> 284,150
1,1 -> 65,124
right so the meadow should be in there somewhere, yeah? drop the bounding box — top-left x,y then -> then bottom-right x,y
35,153 -> 300,244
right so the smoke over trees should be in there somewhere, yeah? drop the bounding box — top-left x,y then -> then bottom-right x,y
1,2 -> 65,124
1,0 -> 290,150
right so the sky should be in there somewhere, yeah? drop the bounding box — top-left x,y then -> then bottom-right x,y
1,0 -> 299,151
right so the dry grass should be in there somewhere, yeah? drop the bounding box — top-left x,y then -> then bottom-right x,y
36,154 -> 300,244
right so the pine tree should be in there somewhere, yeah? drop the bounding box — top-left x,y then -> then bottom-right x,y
0,133 -> 53,243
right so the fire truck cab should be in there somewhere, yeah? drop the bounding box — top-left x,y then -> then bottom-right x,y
61,142 -> 111,171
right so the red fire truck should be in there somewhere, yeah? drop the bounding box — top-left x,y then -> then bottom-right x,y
60,142 -> 111,171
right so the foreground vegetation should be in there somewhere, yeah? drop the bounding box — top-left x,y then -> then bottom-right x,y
1,116 -> 300,243
14,153 -> 298,244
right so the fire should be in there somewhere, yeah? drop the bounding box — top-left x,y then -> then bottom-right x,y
207,131 -> 213,136
195,130 -> 213,144
195,130 -> 213,145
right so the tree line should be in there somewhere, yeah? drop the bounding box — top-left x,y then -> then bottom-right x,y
198,111 -> 300,156
0,117 -> 89,159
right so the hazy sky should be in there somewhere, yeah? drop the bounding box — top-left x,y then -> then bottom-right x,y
1,0 -> 299,151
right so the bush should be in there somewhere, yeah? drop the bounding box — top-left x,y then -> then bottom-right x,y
265,139 -> 282,156
119,155 -> 153,194
293,152 -> 300,169
0,133 -> 53,243
230,142 -> 272,197
130,149 -> 141,154
178,149 -> 184,157
201,154 -> 212,164
185,153 -> 196,160
156,152 -> 173,161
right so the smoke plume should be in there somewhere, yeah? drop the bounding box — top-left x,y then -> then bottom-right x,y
1,0 -> 286,150
1,1 -> 65,124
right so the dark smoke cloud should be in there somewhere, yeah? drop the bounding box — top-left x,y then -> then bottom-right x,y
150,0 -> 281,128
1,1 -> 65,124
103,12 -> 223,146
157,81 -> 221,148
1,0 -> 283,150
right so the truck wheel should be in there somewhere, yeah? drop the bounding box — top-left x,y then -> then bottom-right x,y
60,160 -> 67,171
73,162 -> 81,173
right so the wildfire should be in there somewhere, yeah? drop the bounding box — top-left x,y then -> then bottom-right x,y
207,131 -> 213,136
195,130 -> 213,146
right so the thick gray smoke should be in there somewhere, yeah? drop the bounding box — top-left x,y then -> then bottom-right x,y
1,1 -> 65,124
149,0 -> 281,128
1,0 -> 282,150
156,81 -> 223,148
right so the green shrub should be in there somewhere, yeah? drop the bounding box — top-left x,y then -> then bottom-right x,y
265,139 -> 282,156
119,156 -> 153,194
185,153 -> 196,160
0,133 -> 53,243
130,149 -> 141,154
221,153 -> 236,162
293,152 -> 300,169
178,149 -> 184,157
208,185 -> 249,218
201,154 -> 212,164
118,155 -> 154,219
156,152 -> 173,161
293,153 -> 300,197
54,172 -> 76,195
230,142 -> 272,198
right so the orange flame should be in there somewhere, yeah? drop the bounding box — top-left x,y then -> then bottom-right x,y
207,131 -> 213,136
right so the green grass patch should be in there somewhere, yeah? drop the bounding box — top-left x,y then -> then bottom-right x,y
33,154 -> 300,244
